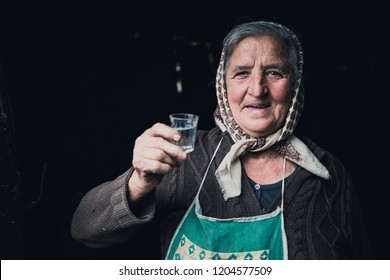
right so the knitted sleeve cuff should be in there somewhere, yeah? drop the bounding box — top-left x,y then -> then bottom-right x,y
111,167 -> 156,227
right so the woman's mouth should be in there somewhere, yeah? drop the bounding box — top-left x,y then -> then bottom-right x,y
245,103 -> 270,110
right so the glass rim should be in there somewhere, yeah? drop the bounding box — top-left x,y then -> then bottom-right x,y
169,113 -> 199,120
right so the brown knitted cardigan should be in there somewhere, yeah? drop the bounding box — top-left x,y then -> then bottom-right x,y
71,126 -> 374,259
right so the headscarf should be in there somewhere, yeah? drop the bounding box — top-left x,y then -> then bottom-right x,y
213,21 -> 330,200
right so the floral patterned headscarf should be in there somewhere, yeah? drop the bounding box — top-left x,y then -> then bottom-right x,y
213,21 -> 330,200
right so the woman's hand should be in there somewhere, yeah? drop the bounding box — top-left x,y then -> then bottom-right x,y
128,123 -> 187,203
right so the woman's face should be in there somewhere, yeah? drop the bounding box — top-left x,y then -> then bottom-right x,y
226,36 -> 293,138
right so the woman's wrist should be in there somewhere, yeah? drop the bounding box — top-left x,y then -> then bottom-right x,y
127,170 -> 152,204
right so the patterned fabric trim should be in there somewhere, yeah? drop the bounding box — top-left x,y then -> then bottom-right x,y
173,234 -> 270,260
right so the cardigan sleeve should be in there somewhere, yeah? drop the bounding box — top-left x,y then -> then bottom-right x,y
70,128 -> 220,250
71,168 -> 157,248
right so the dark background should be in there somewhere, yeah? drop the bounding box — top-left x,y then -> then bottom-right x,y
0,2 -> 388,259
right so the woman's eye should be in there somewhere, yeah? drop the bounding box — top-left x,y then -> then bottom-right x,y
266,70 -> 282,77
235,71 -> 249,77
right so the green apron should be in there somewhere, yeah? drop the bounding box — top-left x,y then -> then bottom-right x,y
165,139 -> 288,260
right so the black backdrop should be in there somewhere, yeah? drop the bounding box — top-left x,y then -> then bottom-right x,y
0,2 -> 388,259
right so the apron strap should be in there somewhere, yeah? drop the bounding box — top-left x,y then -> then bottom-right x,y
281,157 -> 286,212
195,137 -> 224,198
281,157 -> 288,259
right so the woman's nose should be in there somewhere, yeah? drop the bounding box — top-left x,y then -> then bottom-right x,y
248,75 -> 268,97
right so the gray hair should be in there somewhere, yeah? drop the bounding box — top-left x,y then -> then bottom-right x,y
221,21 -> 303,90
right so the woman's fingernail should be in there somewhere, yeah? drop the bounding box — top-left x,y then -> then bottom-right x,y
173,134 -> 181,142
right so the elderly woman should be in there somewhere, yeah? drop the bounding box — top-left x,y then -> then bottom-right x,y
71,21 -> 373,259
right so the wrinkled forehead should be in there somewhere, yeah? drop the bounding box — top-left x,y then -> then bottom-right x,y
226,36 -> 291,70
221,36 -> 296,89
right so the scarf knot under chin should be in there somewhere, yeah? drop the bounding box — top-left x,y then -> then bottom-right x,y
214,116 -> 331,201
